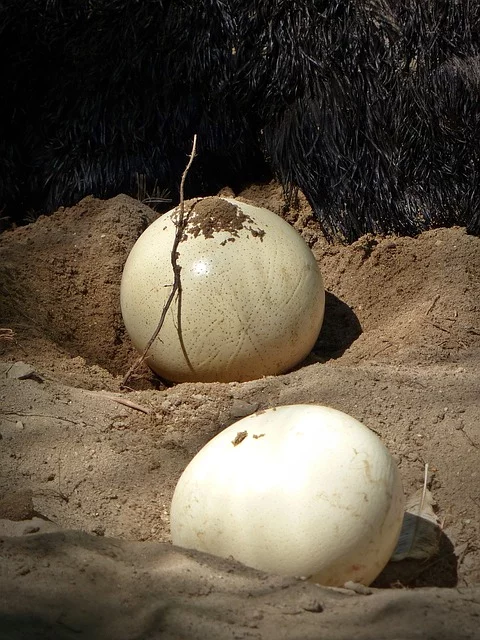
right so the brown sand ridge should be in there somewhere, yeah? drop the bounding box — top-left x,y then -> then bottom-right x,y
0,184 -> 479,639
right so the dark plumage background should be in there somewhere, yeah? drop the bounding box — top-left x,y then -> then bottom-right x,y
1,0 -> 479,241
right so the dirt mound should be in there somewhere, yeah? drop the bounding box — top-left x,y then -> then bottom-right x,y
0,195 -> 155,382
1,190 -> 478,380
314,228 -> 480,367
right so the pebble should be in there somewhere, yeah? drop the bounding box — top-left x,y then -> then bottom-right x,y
23,526 -> 40,535
230,400 -> 259,419
302,599 -> 324,613
91,525 -> 105,536
6,362 -> 36,380
343,581 -> 373,595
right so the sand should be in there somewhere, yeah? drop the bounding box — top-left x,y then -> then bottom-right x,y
0,184 -> 479,638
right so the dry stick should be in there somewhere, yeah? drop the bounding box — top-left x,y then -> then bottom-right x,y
122,135 -> 198,387
425,294 -> 440,316
103,396 -> 151,415
419,462 -> 429,516
2,411 -> 85,425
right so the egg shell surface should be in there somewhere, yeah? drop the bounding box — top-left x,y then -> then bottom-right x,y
120,197 -> 325,382
170,404 -> 405,586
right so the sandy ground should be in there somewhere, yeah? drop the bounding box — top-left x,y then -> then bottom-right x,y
0,184 -> 479,638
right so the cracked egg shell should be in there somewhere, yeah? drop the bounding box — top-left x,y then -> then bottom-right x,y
170,404 -> 405,587
120,197 -> 325,383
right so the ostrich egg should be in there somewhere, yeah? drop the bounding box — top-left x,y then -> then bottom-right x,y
120,197 -> 324,382
170,404 -> 405,586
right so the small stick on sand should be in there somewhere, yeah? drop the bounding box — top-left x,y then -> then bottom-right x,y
104,396 -> 152,415
425,294 -> 440,316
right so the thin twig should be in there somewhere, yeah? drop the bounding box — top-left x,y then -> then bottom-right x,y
103,396 -> 151,414
431,322 -> 451,334
469,495 -> 480,510
425,294 -> 440,316
122,135 -> 198,387
142,197 -> 172,205
37,479 -> 84,504
1,412 -> 85,425
408,550 -> 455,583
456,425 -> 479,449
369,341 -> 392,359
419,462 -> 429,515
403,462 -> 429,560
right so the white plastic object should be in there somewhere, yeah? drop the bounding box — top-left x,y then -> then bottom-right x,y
120,197 -> 325,382
170,404 -> 405,586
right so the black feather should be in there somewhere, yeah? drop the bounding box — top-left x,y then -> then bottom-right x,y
0,0 -> 478,240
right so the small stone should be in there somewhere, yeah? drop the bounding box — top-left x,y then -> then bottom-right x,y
302,599 -> 324,613
0,490 -> 35,520
383,240 -> 397,250
230,400 -> 259,419
23,525 -> 40,535
16,421 -> 24,430
6,362 -> 41,381
250,609 -> 264,621
91,525 -> 105,536
8,362 -> 35,379
343,581 -> 373,595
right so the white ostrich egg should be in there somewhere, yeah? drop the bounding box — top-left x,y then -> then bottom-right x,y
170,404 -> 405,586
120,197 -> 324,382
